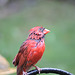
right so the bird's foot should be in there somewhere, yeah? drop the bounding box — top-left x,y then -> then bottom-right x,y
23,71 -> 27,75
33,65 -> 41,75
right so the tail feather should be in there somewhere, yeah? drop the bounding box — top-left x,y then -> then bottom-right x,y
17,66 -> 23,75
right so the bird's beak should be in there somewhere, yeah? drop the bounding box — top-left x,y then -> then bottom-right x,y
44,29 -> 50,34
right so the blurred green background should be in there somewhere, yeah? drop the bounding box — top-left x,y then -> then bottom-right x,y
0,0 -> 75,75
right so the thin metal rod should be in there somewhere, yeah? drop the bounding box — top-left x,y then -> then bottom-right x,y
27,68 -> 73,75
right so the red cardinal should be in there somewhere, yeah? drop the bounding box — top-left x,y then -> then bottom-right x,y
13,26 -> 50,75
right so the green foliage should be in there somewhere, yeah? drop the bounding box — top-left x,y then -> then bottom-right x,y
0,1 -> 75,75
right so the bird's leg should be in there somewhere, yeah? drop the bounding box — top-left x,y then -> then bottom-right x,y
33,65 -> 41,75
23,71 -> 27,75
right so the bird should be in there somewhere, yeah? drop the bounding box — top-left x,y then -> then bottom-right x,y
13,26 -> 50,75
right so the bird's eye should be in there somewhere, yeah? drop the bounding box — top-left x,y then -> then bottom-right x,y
39,28 -> 45,32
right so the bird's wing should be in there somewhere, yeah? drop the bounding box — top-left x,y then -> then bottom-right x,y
12,41 -> 28,66
16,40 -> 37,75
13,39 -> 37,66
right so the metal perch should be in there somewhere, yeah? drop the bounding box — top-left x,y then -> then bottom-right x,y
27,68 -> 73,75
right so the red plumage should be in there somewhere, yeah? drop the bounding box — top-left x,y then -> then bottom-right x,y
13,26 -> 50,75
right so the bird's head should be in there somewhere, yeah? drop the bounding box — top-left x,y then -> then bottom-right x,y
28,26 -> 50,40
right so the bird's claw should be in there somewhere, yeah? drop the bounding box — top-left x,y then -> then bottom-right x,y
34,65 -> 41,75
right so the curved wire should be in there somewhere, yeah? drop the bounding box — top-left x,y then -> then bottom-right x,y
27,68 -> 73,75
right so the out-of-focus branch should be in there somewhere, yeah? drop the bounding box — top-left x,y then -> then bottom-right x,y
27,68 -> 73,75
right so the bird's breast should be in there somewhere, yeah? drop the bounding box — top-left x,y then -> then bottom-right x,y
31,39 -> 45,54
28,39 -> 45,62
37,40 -> 45,53
26,39 -> 45,69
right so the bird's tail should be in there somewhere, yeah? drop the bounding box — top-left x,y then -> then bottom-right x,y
17,66 -> 23,75
17,67 -> 28,75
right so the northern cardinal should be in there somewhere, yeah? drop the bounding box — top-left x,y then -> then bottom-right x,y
13,26 -> 50,75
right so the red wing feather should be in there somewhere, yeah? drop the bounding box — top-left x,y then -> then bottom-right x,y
13,41 -> 28,66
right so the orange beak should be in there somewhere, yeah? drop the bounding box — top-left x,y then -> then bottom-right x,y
44,29 -> 50,34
